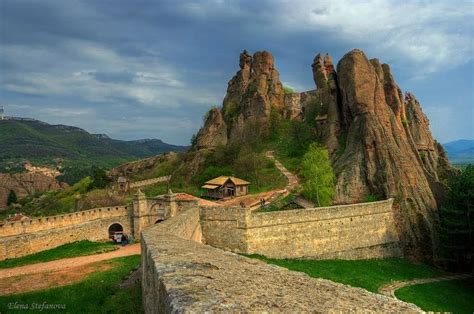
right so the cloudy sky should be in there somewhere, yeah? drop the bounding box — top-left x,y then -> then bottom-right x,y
1,0 -> 473,145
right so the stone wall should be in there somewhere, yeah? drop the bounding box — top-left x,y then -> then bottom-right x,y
0,207 -> 131,260
129,175 -> 170,188
0,206 -> 130,237
200,199 -> 402,259
141,206 -> 420,312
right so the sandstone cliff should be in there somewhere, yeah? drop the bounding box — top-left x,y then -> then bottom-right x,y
0,173 -> 62,208
200,50 -> 284,144
193,49 -> 453,259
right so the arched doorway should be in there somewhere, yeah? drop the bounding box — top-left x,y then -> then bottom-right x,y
108,223 -> 123,239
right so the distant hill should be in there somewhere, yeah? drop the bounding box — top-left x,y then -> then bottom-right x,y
443,139 -> 474,164
0,118 -> 188,170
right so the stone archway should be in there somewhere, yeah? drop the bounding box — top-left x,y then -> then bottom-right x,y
108,223 -> 123,239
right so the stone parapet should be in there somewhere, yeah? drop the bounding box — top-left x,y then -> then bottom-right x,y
141,206 -> 420,312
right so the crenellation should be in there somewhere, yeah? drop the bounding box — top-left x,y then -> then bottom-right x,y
201,199 -> 401,259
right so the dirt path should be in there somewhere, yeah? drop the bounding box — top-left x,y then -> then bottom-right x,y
378,273 -> 472,299
265,151 -> 299,192
0,261 -> 114,295
0,243 -> 140,280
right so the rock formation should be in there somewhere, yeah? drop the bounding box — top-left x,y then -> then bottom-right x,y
195,108 -> 228,149
193,49 -> 454,259
0,173 -> 62,209
198,50 -> 284,145
332,50 -> 443,259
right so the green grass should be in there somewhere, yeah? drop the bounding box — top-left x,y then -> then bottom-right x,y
246,255 -> 445,293
0,255 -> 142,313
0,240 -> 117,269
396,279 -> 474,314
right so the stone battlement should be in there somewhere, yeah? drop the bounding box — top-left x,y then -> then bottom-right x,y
129,176 -> 170,188
201,198 -> 402,259
141,206 -> 419,312
0,206 -> 130,238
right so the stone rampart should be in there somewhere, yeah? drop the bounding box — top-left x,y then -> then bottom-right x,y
0,206 -> 132,260
129,176 -> 170,188
141,206 -> 420,312
0,206 -> 129,238
200,199 -> 402,259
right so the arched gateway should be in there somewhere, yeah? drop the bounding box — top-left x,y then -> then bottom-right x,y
108,223 -> 123,239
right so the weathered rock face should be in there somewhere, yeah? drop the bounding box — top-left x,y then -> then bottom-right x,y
193,48 -> 453,259
108,152 -> 178,179
196,50 -> 284,146
195,108 -> 227,149
331,49 -> 451,259
0,173 -> 61,208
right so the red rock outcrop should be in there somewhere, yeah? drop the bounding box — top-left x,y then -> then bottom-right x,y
0,173 -> 62,208
193,48 -> 453,259
195,108 -> 228,149
196,50 -> 284,146
330,49 -> 452,259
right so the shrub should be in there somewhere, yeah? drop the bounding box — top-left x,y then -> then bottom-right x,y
301,144 -> 335,207
7,190 -> 17,205
283,86 -> 294,94
363,194 -> 379,202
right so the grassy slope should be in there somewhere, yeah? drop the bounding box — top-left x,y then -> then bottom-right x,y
0,119 -> 186,171
396,279 -> 474,314
0,255 -> 142,313
247,255 -> 445,293
0,241 -> 117,269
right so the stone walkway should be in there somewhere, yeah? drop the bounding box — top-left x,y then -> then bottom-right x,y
0,243 -> 140,280
265,151 -> 299,192
378,273 -> 472,299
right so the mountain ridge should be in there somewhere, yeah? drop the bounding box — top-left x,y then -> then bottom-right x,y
0,117 -> 188,170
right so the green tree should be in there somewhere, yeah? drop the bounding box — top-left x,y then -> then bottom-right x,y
283,86 -> 294,94
7,190 -> 18,205
90,166 -> 110,190
287,121 -> 313,157
438,165 -> 474,272
301,144 -> 335,207
234,146 -> 267,186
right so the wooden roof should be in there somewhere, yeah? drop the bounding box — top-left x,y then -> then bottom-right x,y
201,176 -> 250,189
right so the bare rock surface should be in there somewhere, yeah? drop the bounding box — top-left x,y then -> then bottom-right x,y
195,108 -> 227,149
333,49 -> 440,258
0,173 -> 61,209
197,50 -> 284,145
191,48 -> 454,259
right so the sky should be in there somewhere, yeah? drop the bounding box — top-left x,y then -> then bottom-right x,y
0,0 -> 473,145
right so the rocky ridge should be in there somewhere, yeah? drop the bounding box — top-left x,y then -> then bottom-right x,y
0,173 -> 63,209
195,49 -> 454,259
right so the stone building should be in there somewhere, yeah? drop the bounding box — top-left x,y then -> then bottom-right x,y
201,176 -> 250,199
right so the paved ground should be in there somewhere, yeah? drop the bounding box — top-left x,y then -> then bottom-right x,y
0,243 -> 140,280
378,273 -> 472,299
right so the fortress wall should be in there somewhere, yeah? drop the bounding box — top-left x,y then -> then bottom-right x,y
129,176 -> 170,188
199,206 -> 248,252
0,215 -> 131,260
140,207 -> 419,312
201,199 -> 402,259
0,206 -> 130,237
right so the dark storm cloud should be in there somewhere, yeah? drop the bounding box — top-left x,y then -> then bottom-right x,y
0,0 -> 472,144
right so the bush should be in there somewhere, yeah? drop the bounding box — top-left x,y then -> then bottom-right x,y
287,121 -> 313,157
283,86 -> 294,94
301,144 -> 335,207
438,165 -> 474,272
7,190 -> 17,205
